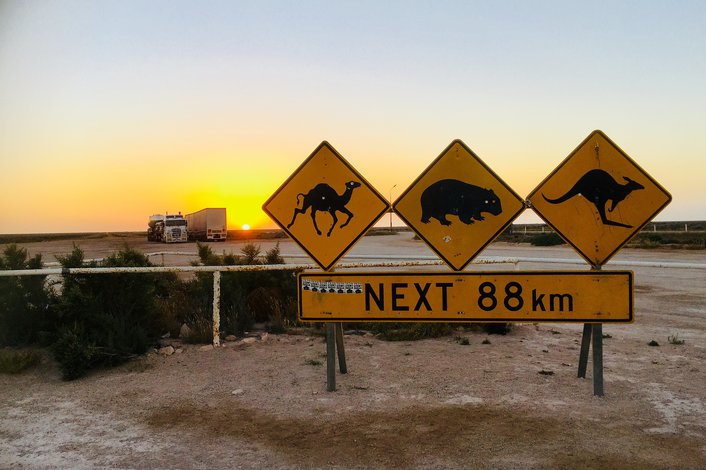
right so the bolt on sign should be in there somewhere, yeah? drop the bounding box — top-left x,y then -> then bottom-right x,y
298,271 -> 633,322
393,140 -> 525,271
527,130 -> 671,267
263,141 -> 389,271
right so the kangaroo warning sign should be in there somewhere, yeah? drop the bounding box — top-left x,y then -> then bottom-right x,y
393,140 -> 525,271
527,130 -> 671,267
263,141 -> 389,270
298,271 -> 633,322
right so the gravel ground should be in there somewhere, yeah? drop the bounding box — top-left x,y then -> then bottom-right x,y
1,234 -> 705,468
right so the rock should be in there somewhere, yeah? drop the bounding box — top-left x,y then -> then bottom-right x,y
240,337 -> 257,345
179,323 -> 192,340
648,340 -> 660,347
199,345 -> 214,351
175,348 -> 183,354
231,389 -> 244,396
158,346 -> 175,356
224,335 -> 237,342
260,333 -> 270,342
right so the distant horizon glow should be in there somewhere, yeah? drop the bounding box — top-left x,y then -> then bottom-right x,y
1,1 -> 705,234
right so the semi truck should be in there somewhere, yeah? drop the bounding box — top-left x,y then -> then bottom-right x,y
185,208 -> 227,241
147,213 -> 188,243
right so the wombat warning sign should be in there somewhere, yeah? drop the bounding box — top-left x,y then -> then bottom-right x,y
393,139 -> 525,271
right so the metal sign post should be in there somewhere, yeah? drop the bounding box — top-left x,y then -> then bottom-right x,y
577,264 -> 605,396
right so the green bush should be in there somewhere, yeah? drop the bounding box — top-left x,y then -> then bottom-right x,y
52,245 -> 164,379
164,242 -> 300,341
530,233 -> 565,246
0,349 -> 42,374
0,244 -> 51,346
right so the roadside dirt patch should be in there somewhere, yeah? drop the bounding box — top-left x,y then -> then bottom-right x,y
147,399 -> 704,469
2,237 -> 705,468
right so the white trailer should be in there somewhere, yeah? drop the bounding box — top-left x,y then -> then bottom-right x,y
185,208 -> 227,241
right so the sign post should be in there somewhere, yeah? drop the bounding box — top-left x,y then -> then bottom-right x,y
527,130 -> 671,395
263,141 -> 389,390
394,140 -> 525,271
527,130 -> 672,267
264,132 -> 669,396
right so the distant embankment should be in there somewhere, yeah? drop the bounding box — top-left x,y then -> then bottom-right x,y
500,221 -> 705,248
0,221 -> 704,247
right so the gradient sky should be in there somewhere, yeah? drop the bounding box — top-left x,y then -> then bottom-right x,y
1,1 -> 705,233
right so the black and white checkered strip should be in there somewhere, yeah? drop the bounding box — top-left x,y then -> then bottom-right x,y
302,280 -> 362,294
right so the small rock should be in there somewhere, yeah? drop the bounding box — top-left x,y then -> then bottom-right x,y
158,346 -> 175,356
240,337 -> 257,345
179,323 -> 192,340
224,335 -> 237,342
175,348 -> 183,354
648,340 -> 660,347
231,389 -> 244,396
538,370 -> 554,376
199,345 -> 214,351
260,333 -> 270,342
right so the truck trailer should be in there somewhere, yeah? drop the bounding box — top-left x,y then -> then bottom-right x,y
185,208 -> 227,241
147,213 -> 188,243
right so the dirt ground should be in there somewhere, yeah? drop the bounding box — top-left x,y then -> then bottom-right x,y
1,234 -> 705,469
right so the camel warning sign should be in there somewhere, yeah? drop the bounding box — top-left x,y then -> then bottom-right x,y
263,141 -> 389,270
393,140 -> 525,271
527,130 -> 671,267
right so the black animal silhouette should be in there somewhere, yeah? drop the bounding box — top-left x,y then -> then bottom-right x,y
420,179 -> 502,226
287,181 -> 361,237
542,169 -> 644,228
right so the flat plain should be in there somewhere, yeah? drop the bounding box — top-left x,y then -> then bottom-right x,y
1,233 -> 705,468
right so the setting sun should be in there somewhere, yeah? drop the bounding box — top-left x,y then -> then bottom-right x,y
242,224 -> 251,230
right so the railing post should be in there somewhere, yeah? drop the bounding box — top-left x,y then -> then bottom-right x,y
212,271 -> 221,347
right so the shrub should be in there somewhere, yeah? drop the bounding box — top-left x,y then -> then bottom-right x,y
530,233 -> 565,246
0,244 -> 51,346
52,245 -> 163,379
0,349 -> 42,374
168,242 -> 300,340
362,323 -> 453,341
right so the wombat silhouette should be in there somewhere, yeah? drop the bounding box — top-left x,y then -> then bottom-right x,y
542,169 -> 644,228
287,181 -> 361,237
420,179 -> 502,226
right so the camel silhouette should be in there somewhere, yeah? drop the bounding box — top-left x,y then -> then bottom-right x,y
287,181 -> 361,236
542,169 -> 644,228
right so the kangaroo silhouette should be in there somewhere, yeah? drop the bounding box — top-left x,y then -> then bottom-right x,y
287,181 -> 361,237
542,169 -> 644,228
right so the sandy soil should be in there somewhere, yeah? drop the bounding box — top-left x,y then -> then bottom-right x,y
1,234 -> 705,469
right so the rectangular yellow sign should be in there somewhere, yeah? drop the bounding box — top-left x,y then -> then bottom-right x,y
299,271 -> 633,323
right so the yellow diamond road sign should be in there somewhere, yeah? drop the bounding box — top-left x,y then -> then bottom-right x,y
263,141 -> 389,271
527,130 -> 672,267
393,140 -> 525,271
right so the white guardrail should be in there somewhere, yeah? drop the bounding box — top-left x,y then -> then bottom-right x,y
1,253 -> 705,346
